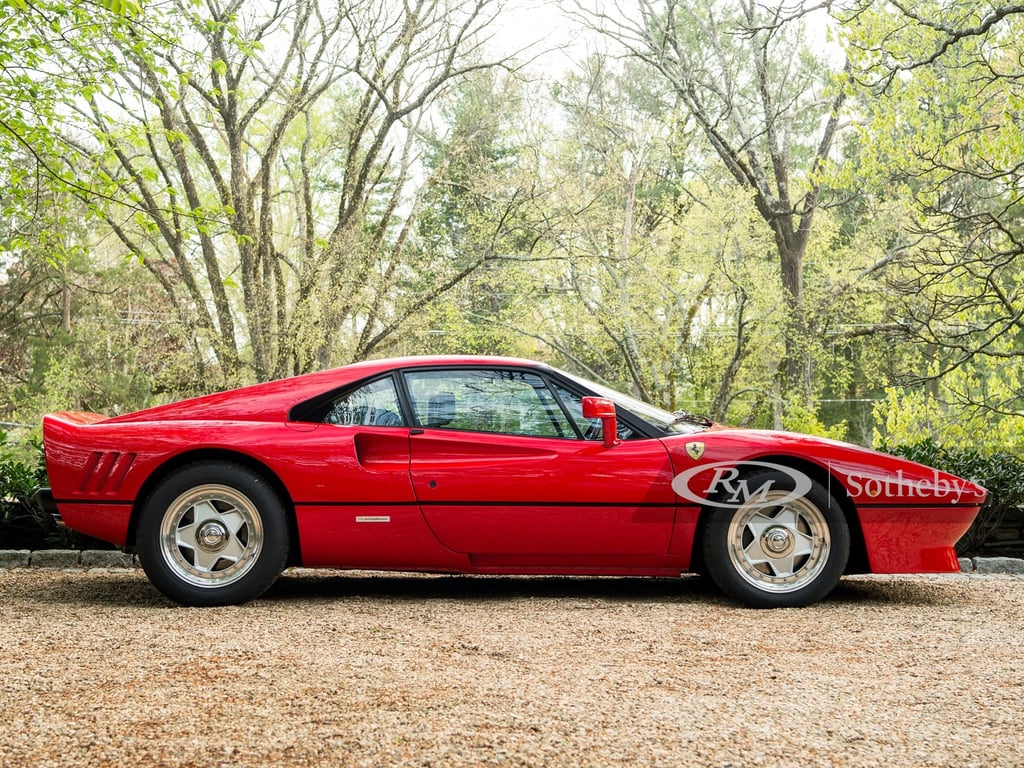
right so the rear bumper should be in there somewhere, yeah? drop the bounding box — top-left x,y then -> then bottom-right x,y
34,488 -> 133,547
33,487 -> 64,528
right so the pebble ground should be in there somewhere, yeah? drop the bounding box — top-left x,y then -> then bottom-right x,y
1,569 -> 1022,767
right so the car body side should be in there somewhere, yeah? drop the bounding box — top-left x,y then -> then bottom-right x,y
39,357 -> 986,579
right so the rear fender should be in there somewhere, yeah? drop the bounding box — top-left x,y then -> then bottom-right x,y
126,449 -> 301,566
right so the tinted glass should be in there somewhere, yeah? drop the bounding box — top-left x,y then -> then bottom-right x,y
324,377 -> 405,426
405,369 -> 576,438
551,382 -> 636,441
557,370 -> 707,435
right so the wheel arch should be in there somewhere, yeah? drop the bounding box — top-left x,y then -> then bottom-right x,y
128,449 -> 302,567
690,454 -> 869,576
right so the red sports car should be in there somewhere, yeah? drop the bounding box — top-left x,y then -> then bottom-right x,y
37,355 -> 986,608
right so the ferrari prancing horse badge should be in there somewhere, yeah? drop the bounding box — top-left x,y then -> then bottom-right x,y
685,442 -> 705,461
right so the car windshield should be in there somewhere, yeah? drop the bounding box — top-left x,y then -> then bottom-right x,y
558,370 -> 711,435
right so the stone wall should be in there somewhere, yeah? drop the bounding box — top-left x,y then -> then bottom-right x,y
0,550 -> 135,568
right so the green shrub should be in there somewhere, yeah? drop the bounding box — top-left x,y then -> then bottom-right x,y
0,430 -> 117,550
881,439 -> 1024,557
0,431 -> 54,549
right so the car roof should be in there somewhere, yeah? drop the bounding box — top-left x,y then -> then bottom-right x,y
345,354 -> 551,371
103,355 -> 555,424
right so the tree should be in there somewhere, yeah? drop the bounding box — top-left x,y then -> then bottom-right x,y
2,0 -> 169,414
50,0 -> 517,387
490,55 -> 788,425
405,67 -> 554,358
0,0 -> 139,191
0,189 -> 191,420
838,0 -> 1024,430
580,0 -> 848,414
539,55 -> 703,404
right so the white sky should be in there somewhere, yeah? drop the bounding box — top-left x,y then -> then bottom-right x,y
489,0 -> 842,74
489,0 -> 599,73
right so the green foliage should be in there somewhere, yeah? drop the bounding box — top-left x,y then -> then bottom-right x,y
0,430 -> 115,549
873,384 -> 1024,455
782,401 -> 848,442
596,2 -> 850,412
391,292 -> 536,359
1,227 -> 200,424
1,0 -> 139,14
881,439 -> 1024,556
837,2 -> 1024,426
0,430 -> 51,548
1,0 -> 1022,470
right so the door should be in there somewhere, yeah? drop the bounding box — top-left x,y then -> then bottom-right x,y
403,368 -> 676,560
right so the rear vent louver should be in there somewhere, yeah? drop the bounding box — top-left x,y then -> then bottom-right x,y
79,451 -> 137,494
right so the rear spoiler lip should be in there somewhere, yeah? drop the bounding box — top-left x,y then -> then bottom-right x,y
44,411 -> 110,427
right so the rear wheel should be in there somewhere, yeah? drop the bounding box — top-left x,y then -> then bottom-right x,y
137,462 -> 289,606
702,470 -> 849,608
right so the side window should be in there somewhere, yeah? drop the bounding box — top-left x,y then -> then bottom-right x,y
551,383 -> 637,441
324,377 -> 405,427
551,383 -> 601,440
404,369 -> 576,438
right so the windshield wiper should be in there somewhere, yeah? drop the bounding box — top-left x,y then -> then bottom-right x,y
669,410 -> 713,428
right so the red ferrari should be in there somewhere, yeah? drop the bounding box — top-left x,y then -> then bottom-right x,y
37,355 -> 986,608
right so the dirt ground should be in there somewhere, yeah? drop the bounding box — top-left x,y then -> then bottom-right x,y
1,568 -> 1022,768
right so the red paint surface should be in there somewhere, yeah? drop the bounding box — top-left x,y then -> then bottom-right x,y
41,356 -> 986,579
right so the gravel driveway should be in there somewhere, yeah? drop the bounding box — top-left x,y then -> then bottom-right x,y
1,568 -> 1022,767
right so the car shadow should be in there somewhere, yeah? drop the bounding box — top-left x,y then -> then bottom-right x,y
263,572 -> 724,605
262,570 -> 966,608
8,569 -> 970,609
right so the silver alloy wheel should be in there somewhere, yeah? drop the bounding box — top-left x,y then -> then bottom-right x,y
158,483 -> 264,589
726,491 -> 830,594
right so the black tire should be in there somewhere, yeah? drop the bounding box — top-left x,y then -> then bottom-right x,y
702,469 -> 849,608
137,462 -> 289,606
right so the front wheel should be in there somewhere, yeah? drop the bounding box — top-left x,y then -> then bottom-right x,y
702,470 -> 849,608
137,462 -> 289,606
